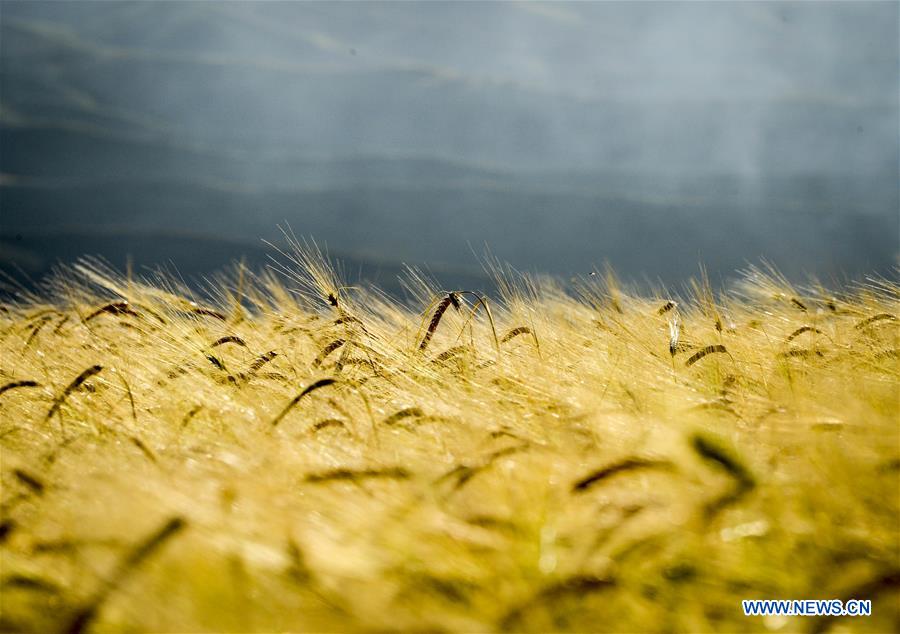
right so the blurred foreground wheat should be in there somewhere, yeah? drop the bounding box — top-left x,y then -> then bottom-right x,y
1,246 -> 898,633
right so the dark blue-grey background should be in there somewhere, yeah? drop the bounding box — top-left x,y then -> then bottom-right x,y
1,1 -> 897,292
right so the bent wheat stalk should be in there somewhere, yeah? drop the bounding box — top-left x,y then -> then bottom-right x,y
65,517 -> 187,634
786,325 -> 824,342
0,380 -> 40,398
313,339 -> 345,368
572,458 -> 675,493
685,344 -> 729,367
500,326 -> 531,344
271,378 -> 337,427
46,365 -> 103,423
418,293 -> 460,352
454,291 -> 500,352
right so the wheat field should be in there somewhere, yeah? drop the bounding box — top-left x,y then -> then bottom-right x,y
0,244 -> 897,633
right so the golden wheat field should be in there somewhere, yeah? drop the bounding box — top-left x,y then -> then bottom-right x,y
0,244 -> 897,634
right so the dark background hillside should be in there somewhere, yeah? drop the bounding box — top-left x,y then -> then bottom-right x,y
1,1 -> 897,296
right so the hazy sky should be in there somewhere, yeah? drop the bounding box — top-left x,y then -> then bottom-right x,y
3,1 -> 897,173
1,1 -> 897,287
